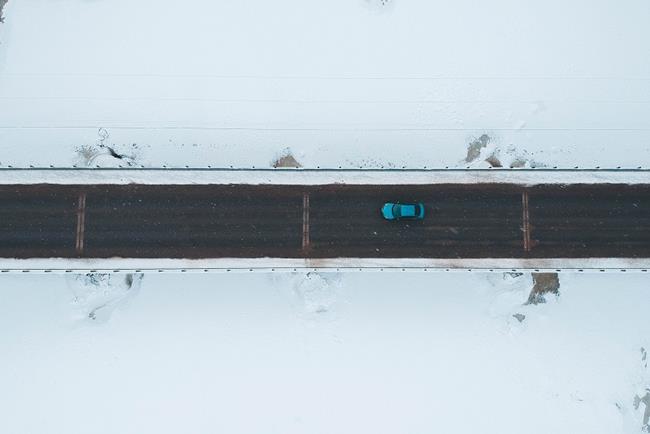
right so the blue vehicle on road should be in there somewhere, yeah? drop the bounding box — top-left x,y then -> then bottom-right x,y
381,202 -> 425,220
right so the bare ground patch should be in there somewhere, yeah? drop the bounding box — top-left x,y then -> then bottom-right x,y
526,272 -> 560,305
465,134 -> 491,162
272,148 -> 302,168
465,134 -> 545,168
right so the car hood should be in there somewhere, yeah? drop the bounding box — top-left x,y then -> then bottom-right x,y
381,203 -> 394,219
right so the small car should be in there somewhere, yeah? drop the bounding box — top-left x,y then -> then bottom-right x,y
381,202 -> 425,220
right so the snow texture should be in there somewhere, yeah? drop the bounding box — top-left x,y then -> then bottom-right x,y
0,0 -> 649,169
0,272 -> 649,433
68,273 -> 143,323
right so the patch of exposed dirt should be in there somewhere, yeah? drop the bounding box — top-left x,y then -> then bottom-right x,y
485,154 -> 503,168
485,145 -> 544,168
465,134 -> 491,162
464,134 -> 545,168
272,149 -> 302,168
526,272 -> 560,305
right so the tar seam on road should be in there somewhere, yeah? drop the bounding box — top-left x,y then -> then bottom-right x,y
75,192 -> 86,255
522,190 -> 531,252
302,191 -> 310,253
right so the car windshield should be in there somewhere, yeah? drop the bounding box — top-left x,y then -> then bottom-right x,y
392,204 -> 401,218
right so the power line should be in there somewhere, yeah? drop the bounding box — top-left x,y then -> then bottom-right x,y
1,72 -> 649,80
1,96 -> 650,104
0,126 -> 649,132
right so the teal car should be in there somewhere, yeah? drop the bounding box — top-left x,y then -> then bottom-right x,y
381,202 -> 425,220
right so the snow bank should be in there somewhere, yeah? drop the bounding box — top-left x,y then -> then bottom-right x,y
1,168 -> 650,185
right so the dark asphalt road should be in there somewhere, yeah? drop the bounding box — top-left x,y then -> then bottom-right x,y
0,184 -> 648,258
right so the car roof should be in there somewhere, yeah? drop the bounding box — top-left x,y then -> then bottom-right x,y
399,204 -> 416,216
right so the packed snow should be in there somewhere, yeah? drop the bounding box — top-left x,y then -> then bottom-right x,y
1,168 -> 650,186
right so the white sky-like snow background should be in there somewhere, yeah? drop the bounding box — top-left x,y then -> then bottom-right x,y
1,1 -> 650,433
0,0 -> 649,168
0,272 -> 649,433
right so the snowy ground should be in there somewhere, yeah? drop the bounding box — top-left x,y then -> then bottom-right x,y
0,0 -> 649,169
1,272 -> 649,433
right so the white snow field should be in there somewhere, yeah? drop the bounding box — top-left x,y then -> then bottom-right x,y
0,0 -> 649,169
0,272 -> 649,434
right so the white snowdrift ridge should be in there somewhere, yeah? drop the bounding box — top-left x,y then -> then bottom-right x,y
1,168 -> 650,185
